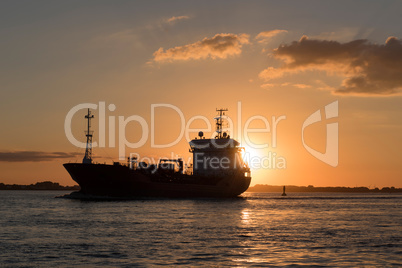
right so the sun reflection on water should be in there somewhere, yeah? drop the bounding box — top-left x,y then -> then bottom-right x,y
241,209 -> 251,225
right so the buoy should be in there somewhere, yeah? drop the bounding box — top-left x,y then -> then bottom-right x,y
282,185 -> 287,196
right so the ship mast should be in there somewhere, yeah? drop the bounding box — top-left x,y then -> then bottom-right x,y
83,108 -> 94,164
215,108 -> 228,139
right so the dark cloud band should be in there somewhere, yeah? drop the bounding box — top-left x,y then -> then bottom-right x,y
0,151 -> 82,162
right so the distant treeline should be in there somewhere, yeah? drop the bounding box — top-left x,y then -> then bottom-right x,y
247,184 -> 402,193
0,181 -> 80,191
1,182 -> 400,193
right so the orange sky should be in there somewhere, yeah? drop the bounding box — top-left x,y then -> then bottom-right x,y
0,1 -> 401,187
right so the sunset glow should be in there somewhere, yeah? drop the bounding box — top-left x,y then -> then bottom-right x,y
0,1 -> 401,188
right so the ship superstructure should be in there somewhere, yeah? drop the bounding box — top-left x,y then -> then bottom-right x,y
190,109 -> 250,178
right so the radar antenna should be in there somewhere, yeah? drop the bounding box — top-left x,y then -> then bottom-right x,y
83,109 -> 94,164
215,108 -> 228,139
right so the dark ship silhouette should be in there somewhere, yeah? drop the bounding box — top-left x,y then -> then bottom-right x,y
64,109 -> 251,198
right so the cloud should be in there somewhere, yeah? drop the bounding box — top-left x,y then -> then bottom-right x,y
0,151 -> 82,162
153,33 -> 250,62
261,83 -> 275,90
259,36 -> 402,95
166,15 -> 190,24
311,27 -> 373,42
260,82 -> 311,90
293,83 -> 312,89
255,30 -> 288,43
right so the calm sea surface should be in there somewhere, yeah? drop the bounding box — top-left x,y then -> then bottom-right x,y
0,191 -> 400,267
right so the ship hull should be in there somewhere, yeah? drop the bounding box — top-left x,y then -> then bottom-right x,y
63,163 -> 251,198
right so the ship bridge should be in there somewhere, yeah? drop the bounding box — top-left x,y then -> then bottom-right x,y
189,109 -> 249,178
190,137 -> 247,177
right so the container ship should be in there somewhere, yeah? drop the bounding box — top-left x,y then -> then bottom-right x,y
64,109 -> 251,198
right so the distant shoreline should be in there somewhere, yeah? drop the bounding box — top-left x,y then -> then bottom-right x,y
247,184 -> 402,193
1,181 -> 401,193
0,181 -> 79,191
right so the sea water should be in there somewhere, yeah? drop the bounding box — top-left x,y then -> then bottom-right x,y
0,191 -> 400,267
